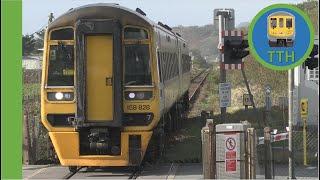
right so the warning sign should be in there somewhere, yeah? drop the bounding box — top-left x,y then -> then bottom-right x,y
243,94 -> 253,106
226,160 -> 237,172
225,150 -> 236,159
226,137 -> 236,150
219,83 -> 231,107
225,134 -> 237,173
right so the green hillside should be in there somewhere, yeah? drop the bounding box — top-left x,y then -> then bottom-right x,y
172,0 -> 318,63
175,0 -> 318,111
172,25 -> 219,62
296,0 -> 319,32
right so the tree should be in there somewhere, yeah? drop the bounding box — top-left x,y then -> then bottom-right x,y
35,29 -> 45,40
22,34 -> 36,55
191,49 -> 208,68
34,29 -> 45,50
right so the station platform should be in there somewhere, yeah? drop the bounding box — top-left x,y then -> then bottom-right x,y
23,163 -> 318,179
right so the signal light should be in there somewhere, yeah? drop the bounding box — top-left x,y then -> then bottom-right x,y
304,44 -> 318,70
304,57 -> 318,70
233,49 -> 250,59
309,44 -> 318,57
225,39 -> 250,60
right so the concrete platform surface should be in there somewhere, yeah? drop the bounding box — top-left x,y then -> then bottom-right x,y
23,165 -> 69,179
23,163 -> 318,179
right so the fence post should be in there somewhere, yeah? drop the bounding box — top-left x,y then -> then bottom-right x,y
303,117 -> 308,166
264,127 -> 273,179
23,115 -> 31,164
202,119 -> 216,179
247,128 -> 257,179
30,116 -> 36,163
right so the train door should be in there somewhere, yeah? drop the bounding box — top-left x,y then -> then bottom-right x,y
86,35 -> 113,121
75,19 -> 123,127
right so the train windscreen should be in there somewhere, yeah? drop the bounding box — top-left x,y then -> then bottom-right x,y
124,27 -> 148,40
124,44 -> 151,85
286,18 -> 293,28
47,44 -> 74,86
270,18 -> 277,29
279,18 -> 284,28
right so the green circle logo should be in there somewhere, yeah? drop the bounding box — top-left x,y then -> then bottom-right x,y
248,4 -> 314,71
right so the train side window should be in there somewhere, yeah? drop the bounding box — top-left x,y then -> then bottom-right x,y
182,54 -> 191,73
161,53 -> 165,81
286,18 -> 293,28
166,36 -> 171,42
165,53 -> 170,81
164,53 -> 169,81
170,53 -> 174,79
187,55 -> 191,71
279,18 -> 284,28
173,54 -> 176,77
50,28 -> 74,40
124,44 -> 151,85
182,55 -> 185,73
160,52 -> 166,81
270,18 -> 277,29
174,54 -> 179,76
157,51 -> 163,82
124,27 -> 148,40
168,53 -> 172,80
47,44 -> 74,86
182,54 -> 186,73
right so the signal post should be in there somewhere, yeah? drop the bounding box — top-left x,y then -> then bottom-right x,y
214,9 -> 250,122
216,10 -> 229,121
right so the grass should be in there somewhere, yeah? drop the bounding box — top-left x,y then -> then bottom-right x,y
23,83 -> 40,97
162,102 -> 299,163
163,117 -> 205,162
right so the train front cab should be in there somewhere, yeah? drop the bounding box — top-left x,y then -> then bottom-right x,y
268,12 -> 295,47
41,21 -> 160,167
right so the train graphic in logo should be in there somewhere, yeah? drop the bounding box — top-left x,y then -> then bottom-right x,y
267,11 -> 295,47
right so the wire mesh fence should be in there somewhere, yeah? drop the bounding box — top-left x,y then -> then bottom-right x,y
254,104 -> 318,179
23,68 -> 57,164
292,125 -> 319,178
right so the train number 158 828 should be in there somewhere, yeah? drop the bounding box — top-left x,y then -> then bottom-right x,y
127,104 -> 150,111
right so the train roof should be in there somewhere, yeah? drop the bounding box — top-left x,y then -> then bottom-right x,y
268,11 -> 294,17
48,3 -> 186,42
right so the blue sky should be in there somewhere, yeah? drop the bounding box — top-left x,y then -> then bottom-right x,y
23,0 -> 306,35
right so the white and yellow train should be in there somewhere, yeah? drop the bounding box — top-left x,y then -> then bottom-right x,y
40,4 -> 191,172
268,11 -> 295,47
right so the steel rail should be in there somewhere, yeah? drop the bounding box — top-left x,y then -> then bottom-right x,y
189,69 -> 210,102
63,166 -> 84,179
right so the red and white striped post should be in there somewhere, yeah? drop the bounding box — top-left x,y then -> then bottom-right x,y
219,30 -> 244,70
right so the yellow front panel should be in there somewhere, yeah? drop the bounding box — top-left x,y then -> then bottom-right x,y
268,16 -> 294,38
86,35 -> 113,121
49,131 -> 153,166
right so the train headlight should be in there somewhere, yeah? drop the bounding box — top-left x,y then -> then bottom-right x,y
125,91 -> 152,100
136,92 -> 145,99
55,92 -> 64,100
128,92 -> 136,99
64,93 -> 72,99
47,92 -> 74,101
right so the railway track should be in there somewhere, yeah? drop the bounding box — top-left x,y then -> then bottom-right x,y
62,167 -> 84,179
23,162 -> 185,179
189,68 -> 210,102
59,166 -> 144,179
165,163 -> 180,180
24,70 -> 210,179
128,166 -> 143,179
